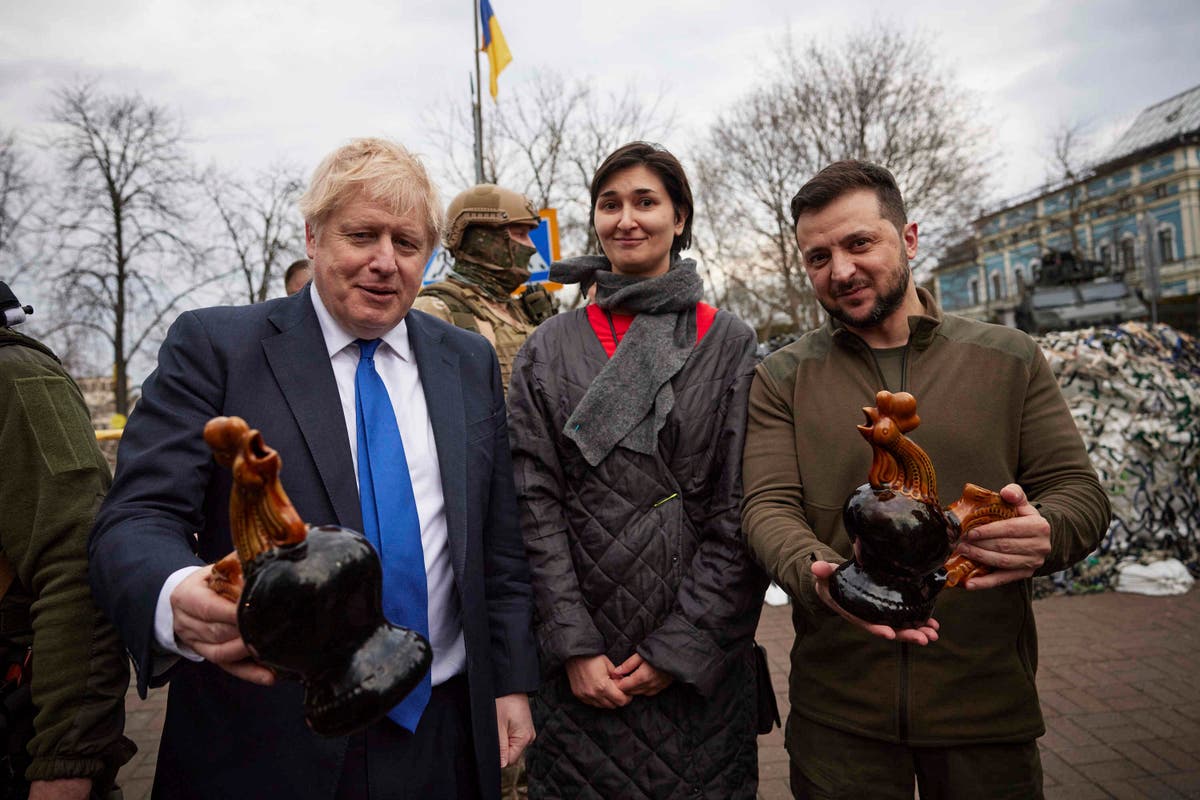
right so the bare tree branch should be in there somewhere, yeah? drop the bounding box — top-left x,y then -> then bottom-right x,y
425,69 -> 674,262
1041,120 -> 1099,260
0,130 -> 43,285
695,24 -> 993,339
44,81 -> 209,415
203,163 -> 305,304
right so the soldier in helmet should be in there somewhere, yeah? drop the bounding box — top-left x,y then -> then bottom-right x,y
414,184 -> 555,392
416,185 -> 548,798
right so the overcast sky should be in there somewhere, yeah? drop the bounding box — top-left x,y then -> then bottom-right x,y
3,0 -> 1199,207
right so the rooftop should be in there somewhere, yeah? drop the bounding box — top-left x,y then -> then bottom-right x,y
1103,82 -> 1200,163
979,83 -> 1200,219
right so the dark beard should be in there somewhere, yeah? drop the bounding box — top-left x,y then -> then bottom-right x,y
821,257 -> 911,331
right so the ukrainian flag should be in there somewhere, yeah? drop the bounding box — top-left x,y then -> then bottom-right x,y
479,0 -> 511,100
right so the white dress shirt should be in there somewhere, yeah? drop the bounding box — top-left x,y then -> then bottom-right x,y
155,285 -> 466,686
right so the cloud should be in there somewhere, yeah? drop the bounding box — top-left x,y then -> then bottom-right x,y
3,0 -> 1198,206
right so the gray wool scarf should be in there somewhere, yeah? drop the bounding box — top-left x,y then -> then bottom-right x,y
549,254 -> 704,466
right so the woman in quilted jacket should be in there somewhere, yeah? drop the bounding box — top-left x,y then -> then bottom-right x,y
507,141 -> 769,799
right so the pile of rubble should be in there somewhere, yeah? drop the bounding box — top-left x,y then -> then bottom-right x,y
1035,322 -> 1200,595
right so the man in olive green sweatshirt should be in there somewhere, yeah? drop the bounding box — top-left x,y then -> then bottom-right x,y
0,304 -> 134,800
742,162 -> 1110,799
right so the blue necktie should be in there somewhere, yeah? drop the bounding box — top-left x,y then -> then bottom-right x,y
354,338 -> 430,732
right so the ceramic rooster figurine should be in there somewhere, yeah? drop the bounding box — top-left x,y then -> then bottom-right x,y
828,391 -> 1019,628
203,416 -> 431,736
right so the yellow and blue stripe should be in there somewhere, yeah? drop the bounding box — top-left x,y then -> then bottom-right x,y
479,0 -> 512,100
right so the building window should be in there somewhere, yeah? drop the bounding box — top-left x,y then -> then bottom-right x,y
1153,183 -> 1169,199
968,278 -> 980,306
990,273 -> 1003,301
1120,237 -> 1137,271
1098,244 -> 1112,267
1118,195 -> 1135,210
1158,228 -> 1175,263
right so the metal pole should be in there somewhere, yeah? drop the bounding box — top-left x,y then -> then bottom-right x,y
472,0 -> 485,184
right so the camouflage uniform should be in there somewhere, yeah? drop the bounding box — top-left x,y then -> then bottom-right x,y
413,184 -> 551,799
413,184 -> 554,394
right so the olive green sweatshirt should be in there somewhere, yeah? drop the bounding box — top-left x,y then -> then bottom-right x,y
742,289 -> 1110,745
0,328 -> 134,783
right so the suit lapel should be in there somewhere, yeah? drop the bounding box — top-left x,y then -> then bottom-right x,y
263,289 -> 363,532
407,311 -> 468,579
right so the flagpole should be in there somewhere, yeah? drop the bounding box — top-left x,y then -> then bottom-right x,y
472,0 -> 485,183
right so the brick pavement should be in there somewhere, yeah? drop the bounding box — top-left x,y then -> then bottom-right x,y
117,588 -> 1200,800
754,589 -> 1200,800
117,681 -> 164,800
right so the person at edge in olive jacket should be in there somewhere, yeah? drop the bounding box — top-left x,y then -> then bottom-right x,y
0,307 -> 134,800
741,161 -> 1110,800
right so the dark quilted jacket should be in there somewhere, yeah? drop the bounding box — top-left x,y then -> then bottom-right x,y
508,307 -> 768,800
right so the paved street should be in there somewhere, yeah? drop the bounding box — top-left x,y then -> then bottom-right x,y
118,588 -> 1200,799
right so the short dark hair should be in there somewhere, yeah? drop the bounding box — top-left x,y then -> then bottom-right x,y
789,160 -> 907,233
284,259 -> 311,283
589,141 -> 694,257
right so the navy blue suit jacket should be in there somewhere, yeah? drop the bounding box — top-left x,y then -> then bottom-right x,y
89,287 -> 538,799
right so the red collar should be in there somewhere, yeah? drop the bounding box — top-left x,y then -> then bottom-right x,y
587,302 -> 717,358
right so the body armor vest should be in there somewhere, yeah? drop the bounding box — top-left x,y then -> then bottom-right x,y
414,279 -> 537,392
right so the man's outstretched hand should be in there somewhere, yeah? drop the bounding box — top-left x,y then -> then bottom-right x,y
954,484 -> 1051,590
171,565 -> 275,685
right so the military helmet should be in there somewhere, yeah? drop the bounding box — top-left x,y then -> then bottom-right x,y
444,184 -> 539,252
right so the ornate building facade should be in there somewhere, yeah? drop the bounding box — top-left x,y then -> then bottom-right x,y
934,84 -> 1200,334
